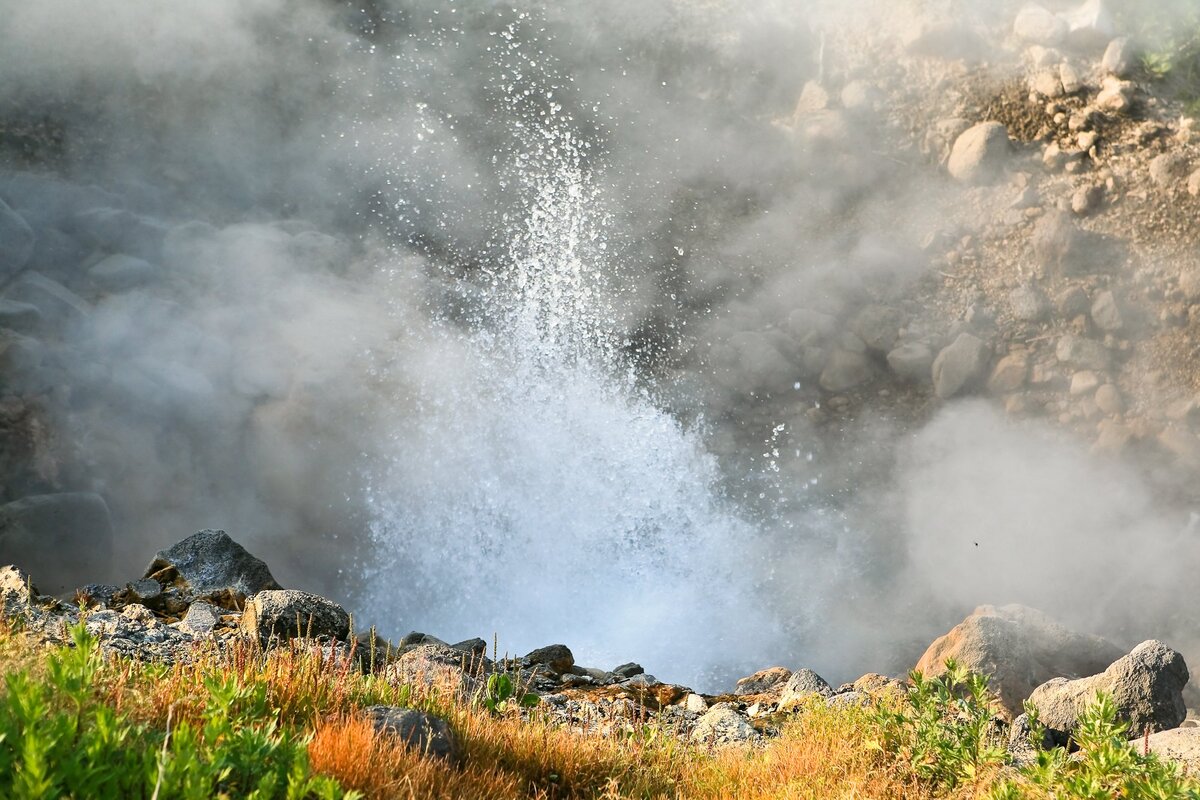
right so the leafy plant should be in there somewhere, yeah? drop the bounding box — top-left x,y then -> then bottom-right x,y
871,658 -> 1007,791
479,672 -> 539,715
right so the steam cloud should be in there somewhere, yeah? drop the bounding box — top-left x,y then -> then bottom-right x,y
0,0 -> 1196,690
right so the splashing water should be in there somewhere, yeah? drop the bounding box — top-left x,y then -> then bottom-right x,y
361,22 -> 788,691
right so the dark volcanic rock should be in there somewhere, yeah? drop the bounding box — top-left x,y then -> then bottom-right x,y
1027,640 -> 1189,745
143,529 -> 280,607
240,589 -> 350,646
365,706 -> 460,763
0,493 -> 114,595
524,644 -> 574,674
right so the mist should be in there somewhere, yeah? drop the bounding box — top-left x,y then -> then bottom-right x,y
0,0 -> 1197,691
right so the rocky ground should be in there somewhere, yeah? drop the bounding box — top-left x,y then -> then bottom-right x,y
4,528 -> 1200,773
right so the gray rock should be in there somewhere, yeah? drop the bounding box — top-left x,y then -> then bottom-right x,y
524,644 -> 574,674
734,667 -> 793,697
915,604 -> 1123,720
181,601 -> 221,635
75,583 -> 119,609
932,333 -> 989,399
1180,268 -> 1200,302
1056,334 -> 1110,370
0,493 -> 114,595
365,706 -> 460,762
1141,727 -> 1200,772
89,254 -> 159,292
1030,69 -> 1063,99
1027,640 -> 1189,745
1102,37 -> 1133,77
1070,370 -> 1101,396
240,589 -> 351,646
778,668 -> 834,711
0,564 -> 36,606
1096,76 -> 1135,114
452,637 -> 488,658
386,643 -> 486,696
126,578 -> 162,605
840,80 -> 882,113
1071,185 -> 1103,215
0,300 -> 43,334
0,199 -> 34,279
690,704 -> 760,746
1014,5 -> 1068,45
1060,62 -> 1083,95
684,693 -> 708,713
887,342 -> 934,382
826,691 -> 870,709
612,662 -> 644,678
1032,212 -> 1086,274
143,529 -> 281,604
948,122 -> 1012,183
1149,153 -> 1188,189
1009,285 -> 1050,322
1062,0 -> 1114,49
850,304 -> 904,354
1090,290 -> 1123,331
820,349 -> 873,392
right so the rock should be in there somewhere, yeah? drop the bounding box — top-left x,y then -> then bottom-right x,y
1141,727 -> 1200,772
947,122 -> 1012,183
1030,69 -> 1063,99
75,584 -> 119,609
1188,169 -> 1200,197
181,601 -> 221,635
1070,370 -> 1101,396
794,81 -> 831,115
0,300 -> 43,334
1090,290 -> 1123,331
1096,76 -> 1134,114
1057,335 -> 1110,370
612,662 -> 644,678
1095,384 -> 1123,415
827,691 -> 870,709
1094,418 -> 1134,455
778,668 -> 834,711
932,333 -> 989,399
1014,5 -> 1068,45
850,304 -> 904,354
915,604 -> 1123,719
452,638 -> 488,658
1061,0 -> 1114,49
0,199 -> 35,278
1026,640 -> 1189,745
1157,428 -> 1200,466
988,353 -> 1029,393
684,693 -> 708,713
1180,269 -> 1200,302
1060,62 -> 1083,95
820,349 -> 872,392
1101,37 -> 1133,77
1032,211 -> 1086,274
240,589 -> 351,646
126,578 -> 162,605
1057,286 -> 1091,317
89,254 -> 159,292
0,493 -> 114,595
1009,285 -> 1050,322
887,342 -> 934,382
524,644 -> 574,674
0,565 -> 36,606
365,706 -> 460,762
690,704 -> 760,746
1071,185 -> 1102,215
387,643 -> 484,696
1149,153 -> 1188,189
734,667 -> 792,697
840,80 -> 881,113
143,529 -> 281,606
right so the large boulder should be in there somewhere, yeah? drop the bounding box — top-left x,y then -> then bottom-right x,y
143,529 -> 281,607
0,493 -> 114,594
240,589 -> 350,646
915,604 -> 1123,719
1026,640 -> 1189,744
523,644 -> 574,675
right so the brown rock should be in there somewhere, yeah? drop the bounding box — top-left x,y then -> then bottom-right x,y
914,604 -> 1123,719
